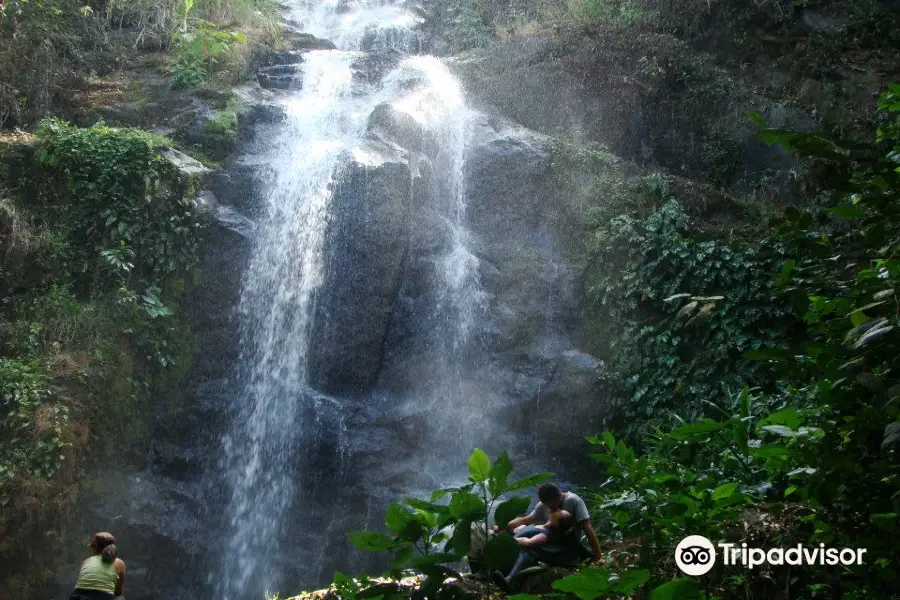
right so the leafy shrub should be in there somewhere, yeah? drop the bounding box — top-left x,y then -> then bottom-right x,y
34,118 -> 202,286
350,449 -> 553,595
171,20 -> 248,88
567,0 -> 657,30
586,194 -> 788,437
563,83 -> 900,600
0,0 -> 105,127
0,358 -> 67,505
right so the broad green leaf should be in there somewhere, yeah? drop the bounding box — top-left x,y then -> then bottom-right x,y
349,531 -> 397,552
411,553 -> 459,568
871,513 -> 898,531
650,578 -> 700,600
851,311 -> 869,327
413,508 -> 437,529
828,204 -> 866,219
450,520 -> 472,555
761,425 -> 795,437
738,385 -> 750,419
385,503 -> 412,535
552,567 -> 612,600
785,485 -> 798,497
668,419 -> 726,441
403,497 -> 450,514
745,110 -> 767,127
468,448 -> 491,482
603,430 -> 616,451
391,546 -> 414,569
760,408 -> 802,430
485,532 -> 521,571
508,472 -> 554,492
489,451 -> 514,486
712,482 -> 738,501
610,569 -> 650,594
495,496 -> 531,529
449,491 -> 483,519
400,519 -> 424,542
430,488 -> 451,502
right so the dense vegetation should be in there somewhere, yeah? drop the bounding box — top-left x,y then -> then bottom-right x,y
333,5 -> 900,598
0,0 -> 279,127
0,0 -> 285,592
341,86 -> 900,600
3,0 -> 899,599
0,119 -> 204,597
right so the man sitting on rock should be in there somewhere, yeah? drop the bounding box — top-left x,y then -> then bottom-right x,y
491,483 -> 601,591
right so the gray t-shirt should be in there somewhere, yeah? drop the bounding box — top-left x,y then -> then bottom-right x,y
527,491 -> 590,525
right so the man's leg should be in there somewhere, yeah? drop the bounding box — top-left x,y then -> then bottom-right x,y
492,549 -> 538,592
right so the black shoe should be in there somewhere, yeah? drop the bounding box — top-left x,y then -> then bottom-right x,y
491,570 -> 511,592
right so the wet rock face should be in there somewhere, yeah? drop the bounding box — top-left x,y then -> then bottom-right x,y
283,31 -> 338,51
450,35 -> 806,194
258,64 -> 305,90
307,139 -> 415,396
352,48 -> 406,84
465,116 -> 584,349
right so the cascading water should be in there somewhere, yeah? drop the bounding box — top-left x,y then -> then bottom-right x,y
216,49 -> 363,600
387,58 -> 488,462
214,2 -> 485,598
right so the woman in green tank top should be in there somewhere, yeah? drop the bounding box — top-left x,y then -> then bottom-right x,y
68,532 -> 127,600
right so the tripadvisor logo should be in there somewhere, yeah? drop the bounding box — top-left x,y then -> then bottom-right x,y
675,536 -> 717,576
675,536 -> 868,575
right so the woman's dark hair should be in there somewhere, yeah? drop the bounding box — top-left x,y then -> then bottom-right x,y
538,483 -> 561,502
90,532 -> 117,564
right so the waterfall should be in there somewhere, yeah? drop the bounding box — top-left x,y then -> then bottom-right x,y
387,57 -> 488,463
214,2 -> 483,598
216,49 -> 360,600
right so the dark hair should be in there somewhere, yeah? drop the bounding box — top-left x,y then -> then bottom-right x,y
90,532 -> 117,564
538,483 -> 561,502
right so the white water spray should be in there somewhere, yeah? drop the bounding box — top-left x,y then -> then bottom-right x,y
216,2 -> 484,597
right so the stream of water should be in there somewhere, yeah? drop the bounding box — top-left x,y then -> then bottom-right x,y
215,2 -> 482,597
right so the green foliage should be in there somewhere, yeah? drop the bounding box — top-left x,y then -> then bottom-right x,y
436,0 -> 495,53
0,358 -> 67,505
35,118 -> 202,284
567,0 -> 656,30
171,20 -> 248,88
0,0 -> 277,126
176,92 -> 243,161
564,85 -> 900,600
350,450 -> 552,593
0,0 -> 105,126
586,192 -> 788,436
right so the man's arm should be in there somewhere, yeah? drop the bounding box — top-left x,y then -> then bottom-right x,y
505,514 -> 537,531
492,514 -> 536,533
581,519 -> 602,561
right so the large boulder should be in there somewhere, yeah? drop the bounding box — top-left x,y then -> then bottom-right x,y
307,138 -> 415,396
283,31 -> 337,51
257,64 -> 305,90
352,48 -> 405,85
464,115 -> 582,354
